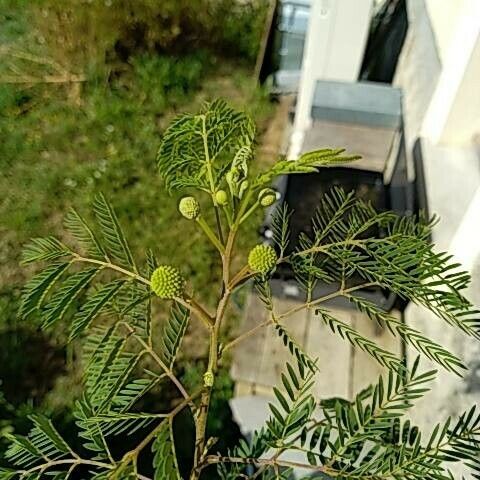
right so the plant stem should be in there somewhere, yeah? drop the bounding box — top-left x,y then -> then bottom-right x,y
277,282 -> 377,320
176,295 -> 215,329
214,206 -> 225,244
19,459 -> 113,477
116,390 -> 202,477
201,115 -> 216,200
222,282 -> 377,354
238,200 -> 260,224
73,254 -> 150,285
190,225 -> 239,479
197,216 -> 225,254
123,323 -> 192,405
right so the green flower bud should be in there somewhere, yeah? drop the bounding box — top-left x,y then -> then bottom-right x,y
203,371 -> 214,387
215,190 -> 228,206
238,179 -> 249,199
178,196 -> 200,220
258,188 -> 277,207
248,244 -> 278,274
150,265 -> 184,299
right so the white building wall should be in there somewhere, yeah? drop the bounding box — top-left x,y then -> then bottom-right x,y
289,0 -> 373,159
422,0 -> 480,144
394,2 -> 480,476
425,0 -> 464,61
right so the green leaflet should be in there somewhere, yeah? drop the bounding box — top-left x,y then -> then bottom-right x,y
270,202 -> 292,258
316,308 -> 405,374
267,362 -> 316,442
74,397 -> 110,457
93,193 -> 137,272
274,323 -> 317,373
70,279 -> 126,340
64,207 -> 107,260
152,422 -> 181,480
348,295 -> 466,374
41,267 -> 101,329
5,414 -> 72,467
253,150 -> 360,188
21,236 -> 72,265
19,261 -> 72,318
162,301 -> 190,369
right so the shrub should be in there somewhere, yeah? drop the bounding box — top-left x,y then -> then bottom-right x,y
28,0 -> 267,75
2,100 -> 480,479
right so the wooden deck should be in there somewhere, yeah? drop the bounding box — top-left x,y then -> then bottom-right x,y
302,119 -> 398,173
231,293 -> 402,401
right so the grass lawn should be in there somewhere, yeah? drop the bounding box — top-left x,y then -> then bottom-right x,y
0,8 -> 277,436
0,5 -> 279,471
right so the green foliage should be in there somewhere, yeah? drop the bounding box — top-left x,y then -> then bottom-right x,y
64,208 -> 107,260
157,99 -> 256,193
26,0 -> 266,75
18,262 -> 71,319
93,193 -> 137,271
270,202 -> 292,258
268,362 -> 316,443
254,150 -> 360,188
161,303 -> 190,369
70,280 -> 126,340
274,324 -> 317,373
21,237 -> 71,265
152,421 -> 181,480
317,308 -> 406,373
4,100 -> 480,480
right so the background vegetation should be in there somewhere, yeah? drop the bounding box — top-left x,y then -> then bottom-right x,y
0,0 -> 273,470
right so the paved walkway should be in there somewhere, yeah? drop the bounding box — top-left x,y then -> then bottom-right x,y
231,292 -> 402,408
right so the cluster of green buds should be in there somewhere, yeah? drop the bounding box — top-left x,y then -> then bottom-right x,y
226,167 -> 249,199
248,244 -> 278,275
150,265 -> 185,299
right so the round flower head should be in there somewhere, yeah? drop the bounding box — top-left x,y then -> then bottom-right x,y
248,244 -> 278,274
150,265 -> 184,299
258,188 -> 277,207
179,196 -> 200,220
215,190 -> 228,206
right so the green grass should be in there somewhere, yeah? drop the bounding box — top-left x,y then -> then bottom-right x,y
0,6 -> 275,470
0,50 -> 274,404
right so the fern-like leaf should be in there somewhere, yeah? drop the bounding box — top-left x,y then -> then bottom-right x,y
19,262 -> 72,318
70,279 -> 126,340
267,362 -> 316,442
157,99 -> 255,193
274,323 -> 317,373
254,149 -> 360,188
152,421 -> 181,480
64,207 -> 107,260
88,412 -> 158,437
21,237 -> 71,265
270,202 -> 292,258
316,308 -> 405,373
74,397 -> 110,458
162,302 -> 190,369
5,415 -> 73,468
349,295 -> 466,374
41,267 -> 100,329
93,193 -> 137,272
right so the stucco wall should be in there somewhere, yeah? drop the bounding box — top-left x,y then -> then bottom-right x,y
395,2 -> 480,477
